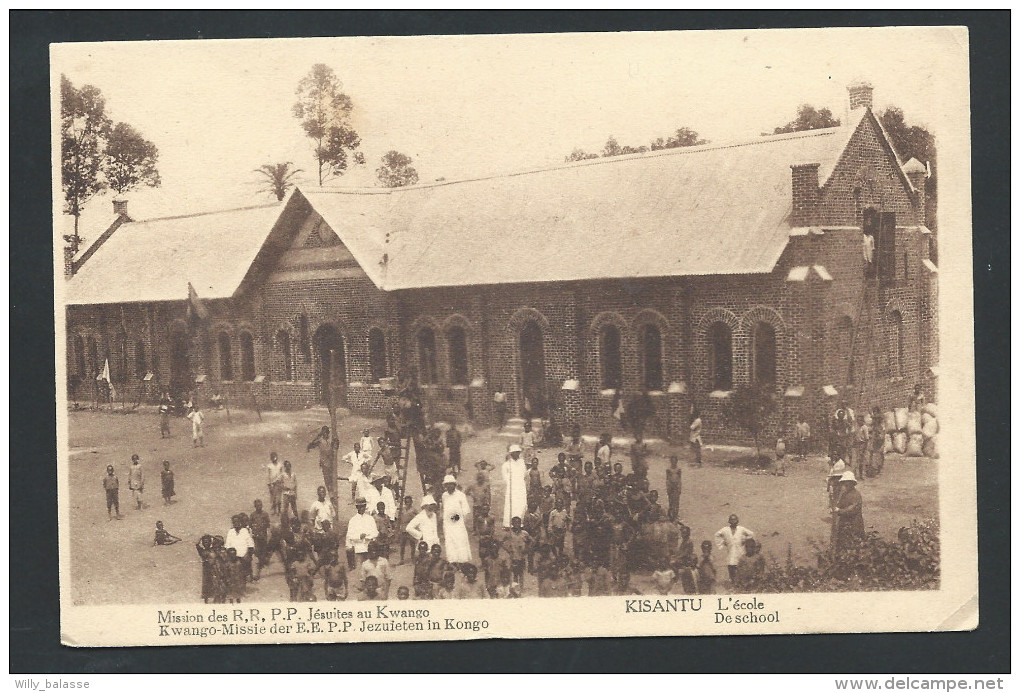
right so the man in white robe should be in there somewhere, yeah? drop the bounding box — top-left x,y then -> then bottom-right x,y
440,474 -> 472,563
405,496 -> 440,550
345,497 -> 379,568
501,444 -> 528,528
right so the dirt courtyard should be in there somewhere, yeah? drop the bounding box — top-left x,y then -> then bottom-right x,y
65,407 -> 939,605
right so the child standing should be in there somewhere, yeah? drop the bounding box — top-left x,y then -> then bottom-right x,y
547,498 -> 570,559
160,460 -> 176,505
774,437 -> 787,476
697,540 -> 717,594
128,454 -> 145,510
102,465 -> 121,520
413,541 -> 434,599
322,551 -> 348,601
735,538 -> 766,591
226,548 -> 245,603
665,456 -> 682,521
520,422 -> 537,466
397,495 -> 416,564
526,458 -> 542,509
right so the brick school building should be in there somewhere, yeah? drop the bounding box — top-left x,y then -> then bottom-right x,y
63,82 -> 938,444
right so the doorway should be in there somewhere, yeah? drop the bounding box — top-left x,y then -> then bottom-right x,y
314,324 -> 347,407
169,331 -> 191,398
519,320 -> 546,417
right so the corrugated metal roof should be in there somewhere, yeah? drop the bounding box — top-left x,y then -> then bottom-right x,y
321,126 -> 846,290
65,203 -> 282,305
68,121 -> 857,304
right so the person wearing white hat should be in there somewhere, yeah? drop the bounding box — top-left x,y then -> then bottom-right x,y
502,444 -> 528,528
345,497 -> 379,569
405,495 -> 440,551
827,460 -> 847,510
832,471 -> 865,550
441,474 -> 472,563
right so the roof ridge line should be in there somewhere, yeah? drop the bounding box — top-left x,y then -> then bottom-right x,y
130,202 -> 281,224
310,126 -> 844,194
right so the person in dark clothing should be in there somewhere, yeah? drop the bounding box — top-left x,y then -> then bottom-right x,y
250,499 -> 272,580
103,465 -> 121,520
833,471 -> 865,551
445,425 -> 463,474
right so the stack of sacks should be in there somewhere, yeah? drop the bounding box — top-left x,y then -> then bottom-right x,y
921,403 -> 939,458
881,403 -> 938,458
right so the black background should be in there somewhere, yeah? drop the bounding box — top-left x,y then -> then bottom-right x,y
10,10 -> 1009,673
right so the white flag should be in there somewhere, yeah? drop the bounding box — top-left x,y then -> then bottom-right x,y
98,358 -> 116,401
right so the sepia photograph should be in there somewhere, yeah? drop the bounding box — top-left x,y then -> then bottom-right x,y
52,26 -> 976,646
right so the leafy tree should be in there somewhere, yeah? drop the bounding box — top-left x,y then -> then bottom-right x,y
565,148 -> 599,163
61,75 -> 112,250
768,104 -> 841,135
61,76 -> 161,251
723,382 -> 779,462
602,135 -> 647,158
292,64 -> 363,185
255,162 -> 303,201
376,150 -> 419,188
650,127 -> 707,150
567,127 -> 706,162
878,107 -> 937,233
103,122 -> 160,196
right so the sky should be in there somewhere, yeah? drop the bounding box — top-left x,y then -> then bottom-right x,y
52,26 -> 969,236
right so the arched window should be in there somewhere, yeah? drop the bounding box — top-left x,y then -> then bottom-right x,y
600,324 -> 623,390
87,337 -> 99,378
368,328 -> 387,383
447,326 -> 469,385
417,328 -> 437,385
889,310 -> 905,378
751,322 -> 777,385
277,331 -> 294,381
135,340 -> 147,379
74,335 -> 86,377
218,332 -> 233,380
639,324 -> 663,390
708,322 -> 733,391
240,332 -> 256,381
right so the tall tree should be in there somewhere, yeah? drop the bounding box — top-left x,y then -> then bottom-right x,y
769,104 -> 841,135
376,150 -> 419,188
650,127 -> 707,150
255,162 -> 303,201
292,64 -> 363,185
103,122 -> 160,196
879,107 -> 937,233
61,75 -> 111,250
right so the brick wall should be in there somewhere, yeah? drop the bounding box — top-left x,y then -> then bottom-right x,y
63,107 -> 935,445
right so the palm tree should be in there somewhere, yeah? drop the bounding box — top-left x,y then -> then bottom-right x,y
255,162 -> 303,201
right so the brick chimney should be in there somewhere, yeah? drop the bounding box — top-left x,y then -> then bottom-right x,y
790,163 -> 820,227
64,246 -> 75,278
113,199 -> 129,218
902,157 -> 927,225
847,81 -> 873,112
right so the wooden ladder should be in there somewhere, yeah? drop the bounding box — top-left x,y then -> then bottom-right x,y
848,275 -> 880,409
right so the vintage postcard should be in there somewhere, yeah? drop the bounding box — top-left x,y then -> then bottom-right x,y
54,26 -> 976,646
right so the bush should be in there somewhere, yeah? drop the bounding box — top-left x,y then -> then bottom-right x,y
748,518 -> 940,592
